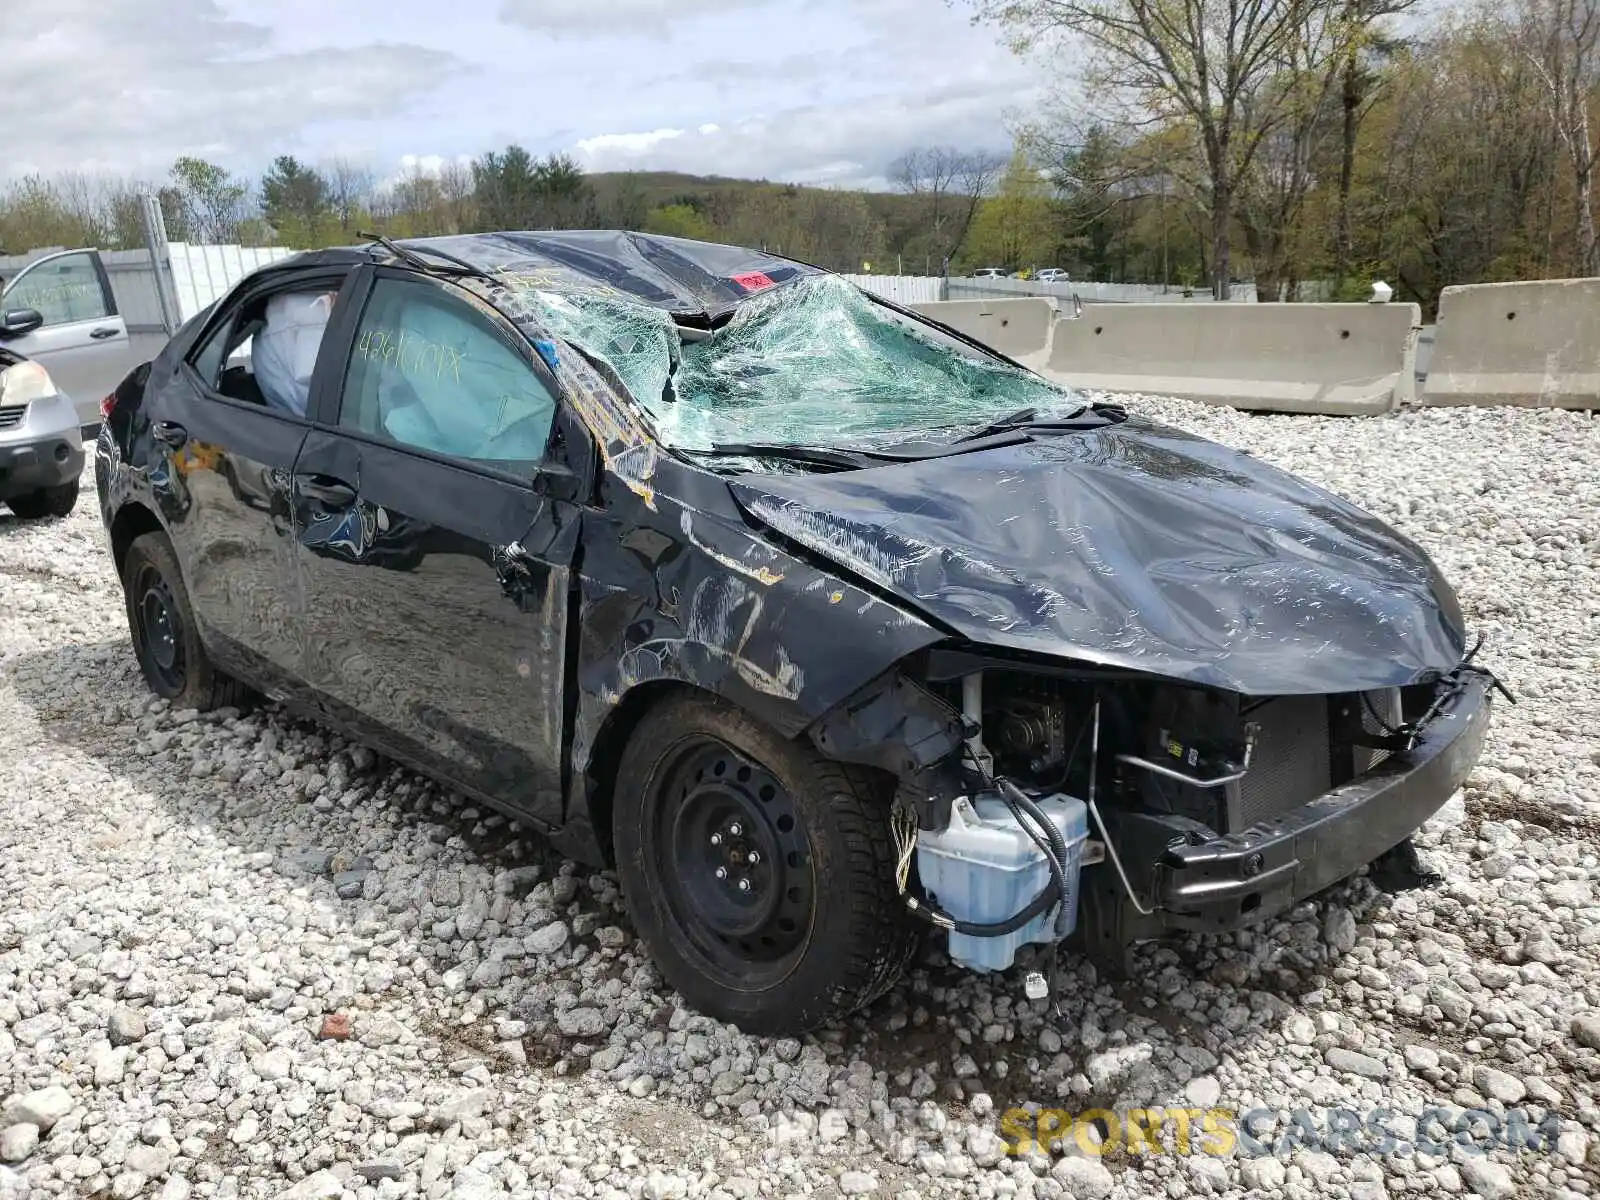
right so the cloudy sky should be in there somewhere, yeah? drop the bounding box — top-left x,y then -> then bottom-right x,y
3,0 -> 1045,191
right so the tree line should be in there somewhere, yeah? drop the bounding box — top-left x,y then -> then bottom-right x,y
0,146 -> 1008,281
970,0 -> 1600,309
4,0 -> 1599,314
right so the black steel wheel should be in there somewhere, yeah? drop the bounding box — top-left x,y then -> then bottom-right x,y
614,693 -> 920,1034
133,563 -> 186,694
653,737 -> 814,985
121,531 -> 251,711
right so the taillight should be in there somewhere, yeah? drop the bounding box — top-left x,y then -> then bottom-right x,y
100,392 -> 117,420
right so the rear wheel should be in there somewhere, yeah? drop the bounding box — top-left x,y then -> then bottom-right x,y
6,481 -> 79,520
613,693 -> 919,1034
121,531 -> 250,712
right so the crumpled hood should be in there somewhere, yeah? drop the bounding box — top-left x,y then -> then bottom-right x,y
729,417 -> 1468,696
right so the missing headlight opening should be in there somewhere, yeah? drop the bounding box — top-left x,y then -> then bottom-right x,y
867,651 -> 1495,997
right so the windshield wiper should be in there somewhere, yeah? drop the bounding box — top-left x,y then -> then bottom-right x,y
967,405 -> 1037,434
708,442 -> 878,471
358,232 -> 497,283
951,401 -> 1126,443
707,430 -> 1037,471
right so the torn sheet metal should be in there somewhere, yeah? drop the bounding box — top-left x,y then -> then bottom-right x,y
729,416 -> 1468,697
416,230 -> 821,319
564,456 -> 947,791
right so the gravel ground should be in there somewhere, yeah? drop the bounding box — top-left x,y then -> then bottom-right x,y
2,398 -> 1599,1200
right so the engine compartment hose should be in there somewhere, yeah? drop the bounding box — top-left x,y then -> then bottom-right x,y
998,778 -> 1072,883
904,876 -> 1060,936
998,778 -> 1073,936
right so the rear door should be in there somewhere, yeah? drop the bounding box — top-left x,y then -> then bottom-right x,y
144,266 -> 357,700
290,267 -> 583,828
0,249 -> 132,426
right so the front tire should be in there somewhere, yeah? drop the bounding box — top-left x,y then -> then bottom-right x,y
121,531 -> 250,712
613,693 -> 919,1034
6,480 -> 79,519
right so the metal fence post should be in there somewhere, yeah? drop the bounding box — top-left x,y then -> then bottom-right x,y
139,194 -> 182,335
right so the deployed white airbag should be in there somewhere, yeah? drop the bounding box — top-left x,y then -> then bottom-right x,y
254,291 -> 336,417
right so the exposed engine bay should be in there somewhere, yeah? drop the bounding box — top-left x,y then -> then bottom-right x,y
830,646 -> 1505,982
957,667 -> 1416,833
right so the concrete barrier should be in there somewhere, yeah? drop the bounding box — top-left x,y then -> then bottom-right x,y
1041,302 -> 1421,415
1423,279 -> 1600,408
911,298 -> 1056,364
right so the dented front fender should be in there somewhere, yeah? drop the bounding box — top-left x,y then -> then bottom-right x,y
566,457 -> 947,847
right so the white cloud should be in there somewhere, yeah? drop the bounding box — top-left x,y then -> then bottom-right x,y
551,0 -> 1038,187
0,0 -> 456,180
568,75 -> 1035,189
378,153 -> 476,190
498,0 -> 772,37
573,129 -> 691,157
1,0 -> 1043,195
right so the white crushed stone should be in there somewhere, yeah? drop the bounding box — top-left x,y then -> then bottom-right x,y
1,397 -> 1598,1199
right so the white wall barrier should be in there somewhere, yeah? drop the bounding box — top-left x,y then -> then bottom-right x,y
1423,278 -> 1600,409
165,243 -> 297,322
1041,302 -> 1421,415
840,274 -> 946,305
910,298 -> 1059,363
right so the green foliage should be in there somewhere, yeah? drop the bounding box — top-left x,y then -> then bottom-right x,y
644,204 -> 714,240
260,156 -> 332,233
967,151 -> 1057,270
0,177 -> 98,253
472,146 -> 595,230
170,156 -> 247,242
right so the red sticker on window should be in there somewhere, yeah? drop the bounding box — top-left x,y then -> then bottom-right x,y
731,271 -> 775,292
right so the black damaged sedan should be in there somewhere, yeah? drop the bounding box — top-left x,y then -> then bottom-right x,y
96,232 -> 1498,1033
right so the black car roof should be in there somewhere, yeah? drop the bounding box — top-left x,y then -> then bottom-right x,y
265,231 -> 825,324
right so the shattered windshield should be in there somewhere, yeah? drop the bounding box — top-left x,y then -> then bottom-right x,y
502,273 -> 1086,456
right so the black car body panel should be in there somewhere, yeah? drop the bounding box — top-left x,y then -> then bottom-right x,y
94,240 -> 949,861
95,230 -> 1493,951
729,415 -> 1468,696
407,230 -> 825,322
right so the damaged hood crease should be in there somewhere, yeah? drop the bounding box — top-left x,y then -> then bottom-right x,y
730,419 -> 1468,697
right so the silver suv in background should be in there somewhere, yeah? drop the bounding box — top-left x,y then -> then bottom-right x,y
0,248 -> 131,517
0,248 -> 132,429
0,346 -> 84,518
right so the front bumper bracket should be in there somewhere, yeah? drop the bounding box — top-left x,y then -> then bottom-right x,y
1146,670 -> 1492,933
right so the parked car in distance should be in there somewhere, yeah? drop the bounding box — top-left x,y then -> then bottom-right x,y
1035,268 -> 1070,284
96,231 -> 1497,1035
0,346 -> 84,518
1,248 -> 132,428
972,267 -> 1009,279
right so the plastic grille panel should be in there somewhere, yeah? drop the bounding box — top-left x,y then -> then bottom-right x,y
1228,695 -> 1333,831
1357,687 -> 1402,775
0,405 -> 25,430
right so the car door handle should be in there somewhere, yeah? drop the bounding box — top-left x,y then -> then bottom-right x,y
89,327 -> 120,340
152,421 -> 187,448
296,474 -> 357,506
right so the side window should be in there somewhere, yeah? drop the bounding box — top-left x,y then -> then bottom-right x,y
340,277 -> 557,470
185,284 -> 340,416
189,314 -> 235,390
2,252 -> 113,326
